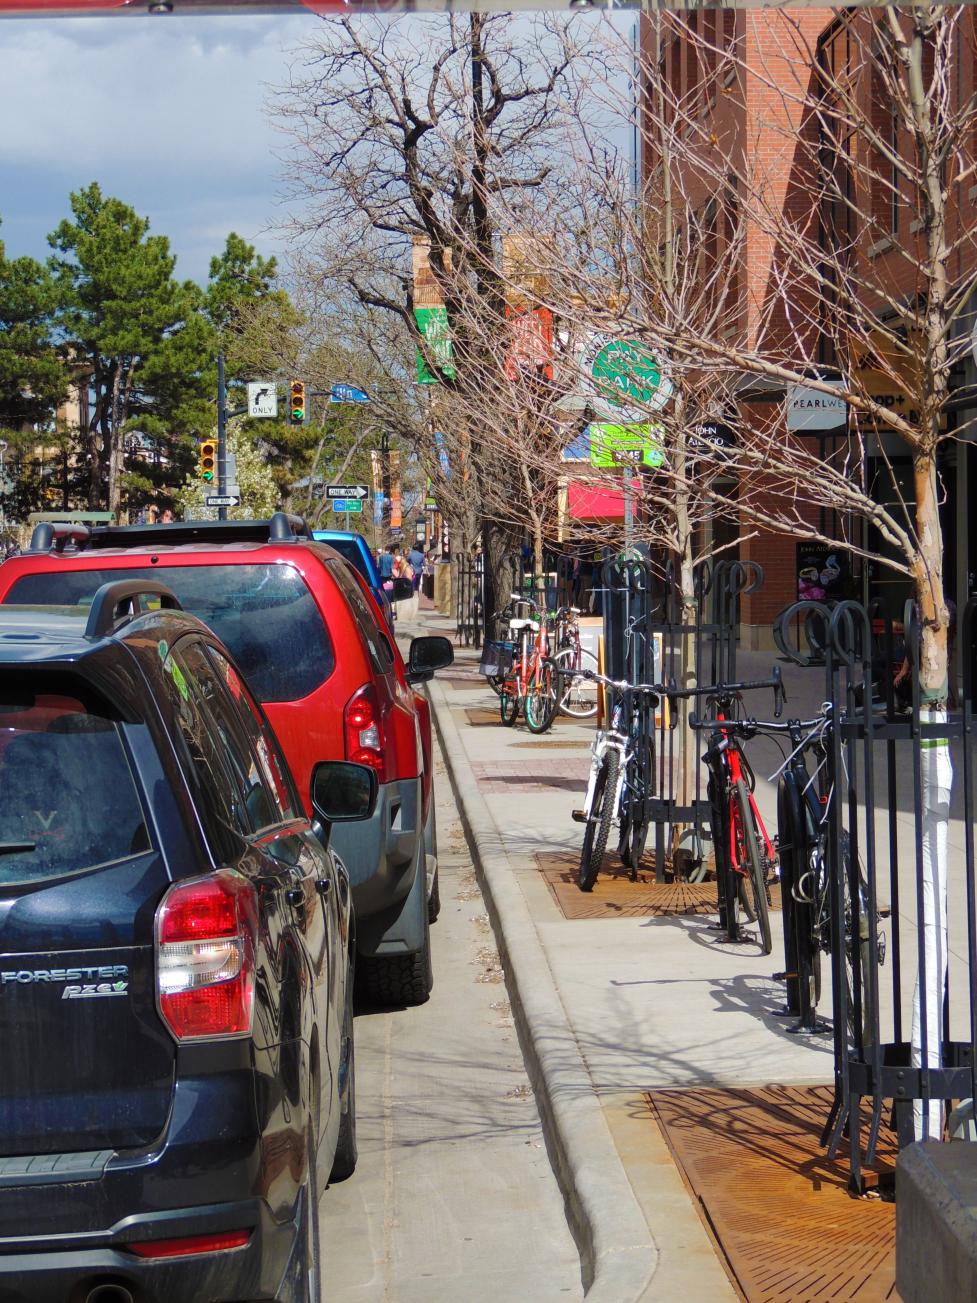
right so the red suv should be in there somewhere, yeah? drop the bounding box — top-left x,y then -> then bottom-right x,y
0,513 -> 453,1006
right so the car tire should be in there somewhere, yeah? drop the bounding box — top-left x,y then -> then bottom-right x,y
360,907 -> 433,1007
330,960 -> 358,1182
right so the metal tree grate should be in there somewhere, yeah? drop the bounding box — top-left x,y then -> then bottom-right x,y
648,1085 -> 899,1303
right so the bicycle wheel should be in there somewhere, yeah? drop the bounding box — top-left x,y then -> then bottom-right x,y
734,778 -> 772,954
525,658 -> 558,735
499,683 -> 519,726
841,833 -> 877,1053
708,774 -> 737,936
555,646 -> 599,718
579,749 -> 619,892
625,736 -> 655,872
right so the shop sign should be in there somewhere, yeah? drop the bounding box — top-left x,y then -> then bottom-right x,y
415,307 -> 456,384
589,423 -> 665,469
786,381 -> 847,431
504,306 -> 554,381
688,421 -> 735,454
578,335 -> 673,420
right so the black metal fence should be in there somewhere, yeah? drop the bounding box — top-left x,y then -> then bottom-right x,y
776,597 -> 977,1191
599,556 -> 765,882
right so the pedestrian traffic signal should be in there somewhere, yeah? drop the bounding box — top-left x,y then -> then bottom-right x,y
289,380 -> 306,425
199,439 -> 216,483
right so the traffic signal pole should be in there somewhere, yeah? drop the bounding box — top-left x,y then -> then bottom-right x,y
217,353 -> 228,522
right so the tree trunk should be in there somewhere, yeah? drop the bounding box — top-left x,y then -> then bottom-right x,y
482,516 -> 520,639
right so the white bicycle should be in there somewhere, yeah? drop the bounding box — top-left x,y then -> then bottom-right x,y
570,670 -> 661,891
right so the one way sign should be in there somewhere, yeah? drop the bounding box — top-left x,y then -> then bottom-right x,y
326,484 -> 369,501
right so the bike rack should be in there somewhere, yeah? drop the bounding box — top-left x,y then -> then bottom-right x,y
598,556 -> 766,883
776,595 -> 977,1193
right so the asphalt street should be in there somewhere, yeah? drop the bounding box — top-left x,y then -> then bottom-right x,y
320,734 -> 583,1302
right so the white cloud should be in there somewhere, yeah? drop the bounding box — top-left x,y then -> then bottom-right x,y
0,15 -> 312,277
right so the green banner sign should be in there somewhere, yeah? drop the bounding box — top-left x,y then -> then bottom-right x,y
589,423 -> 665,469
415,307 -> 456,384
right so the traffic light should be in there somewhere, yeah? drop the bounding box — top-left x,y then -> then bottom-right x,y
289,380 -> 306,425
199,439 -> 216,483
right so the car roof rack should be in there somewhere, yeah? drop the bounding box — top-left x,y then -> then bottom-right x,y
85,579 -> 182,641
28,511 -> 312,554
27,521 -> 92,553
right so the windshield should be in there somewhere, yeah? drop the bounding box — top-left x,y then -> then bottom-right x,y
0,690 -> 149,885
5,564 -> 335,704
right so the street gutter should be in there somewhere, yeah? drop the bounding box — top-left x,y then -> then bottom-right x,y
426,674 -> 659,1301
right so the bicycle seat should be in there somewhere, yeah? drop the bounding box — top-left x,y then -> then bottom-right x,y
508,618 -> 539,632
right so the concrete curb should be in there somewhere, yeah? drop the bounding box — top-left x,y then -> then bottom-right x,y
428,674 -> 659,1301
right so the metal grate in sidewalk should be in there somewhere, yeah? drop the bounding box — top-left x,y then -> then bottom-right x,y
536,851 -> 782,920
648,1085 -> 899,1303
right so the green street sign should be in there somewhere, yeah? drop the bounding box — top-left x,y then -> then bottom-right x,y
589,423 -> 665,469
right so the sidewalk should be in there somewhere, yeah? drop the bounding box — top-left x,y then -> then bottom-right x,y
404,611 -> 914,1300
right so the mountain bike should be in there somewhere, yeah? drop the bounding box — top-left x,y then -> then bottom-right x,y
497,594 -> 558,734
552,606 -> 599,718
682,671 -> 784,953
571,669 -> 660,891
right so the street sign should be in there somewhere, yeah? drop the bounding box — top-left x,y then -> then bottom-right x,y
247,382 -> 278,419
206,494 -> 240,508
332,500 -> 364,514
589,423 -> 665,469
326,484 -> 369,501
330,383 -> 370,404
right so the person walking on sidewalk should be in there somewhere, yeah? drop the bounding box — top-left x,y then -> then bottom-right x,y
394,547 -> 419,621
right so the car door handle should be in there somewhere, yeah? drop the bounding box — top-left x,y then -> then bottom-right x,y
315,878 -> 332,897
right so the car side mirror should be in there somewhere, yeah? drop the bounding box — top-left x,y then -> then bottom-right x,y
310,761 -> 378,825
407,635 -> 454,685
390,577 -> 414,602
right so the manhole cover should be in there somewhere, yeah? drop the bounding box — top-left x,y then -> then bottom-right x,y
648,1085 -> 898,1302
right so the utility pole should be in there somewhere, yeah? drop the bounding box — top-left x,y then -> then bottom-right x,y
215,352 -> 247,521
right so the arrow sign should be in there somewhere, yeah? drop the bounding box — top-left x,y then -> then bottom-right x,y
329,384 -> 370,404
206,494 -> 240,508
326,484 -> 369,500
247,382 -> 278,419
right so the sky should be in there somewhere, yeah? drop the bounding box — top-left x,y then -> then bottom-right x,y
0,14 -> 315,282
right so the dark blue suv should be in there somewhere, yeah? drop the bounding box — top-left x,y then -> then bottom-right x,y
0,581 -> 370,1302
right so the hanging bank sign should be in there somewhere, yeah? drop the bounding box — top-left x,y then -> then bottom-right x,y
786,380 -> 847,431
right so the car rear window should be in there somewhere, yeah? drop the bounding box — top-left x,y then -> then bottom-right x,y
5,564 -> 335,704
0,691 -> 150,884
315,538 -> 372,584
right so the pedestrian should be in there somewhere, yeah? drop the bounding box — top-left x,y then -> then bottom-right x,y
408,542 -> 425,594
393,547 -> 418,621
378,545 -> 395,581
161,509 -> 174,524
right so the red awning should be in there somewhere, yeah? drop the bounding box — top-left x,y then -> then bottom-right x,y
567,479 -> 639,522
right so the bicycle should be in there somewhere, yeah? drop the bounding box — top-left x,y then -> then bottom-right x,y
681,671 -> 784,954
739,707 -> 883,1047
552,606 -> 599,718
497,594 -> 558,734
571,668 -> 661,891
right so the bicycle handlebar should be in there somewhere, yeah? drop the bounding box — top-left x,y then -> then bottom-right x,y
688,710 -> 827,734
579,668 -> 662,700
666,664 -> 785,717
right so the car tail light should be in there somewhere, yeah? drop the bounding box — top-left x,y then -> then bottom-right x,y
127,1229 -> 252,1259
156,871 -> 256,1042
345,683 -> 385,776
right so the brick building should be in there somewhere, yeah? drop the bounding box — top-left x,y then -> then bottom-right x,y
640,9 -> 977,658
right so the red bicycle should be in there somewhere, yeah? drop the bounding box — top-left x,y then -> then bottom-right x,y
498,594 -> 558,734
680,670 -> 784,953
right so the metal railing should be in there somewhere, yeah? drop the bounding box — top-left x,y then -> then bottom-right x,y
775,596 -> 977,1192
